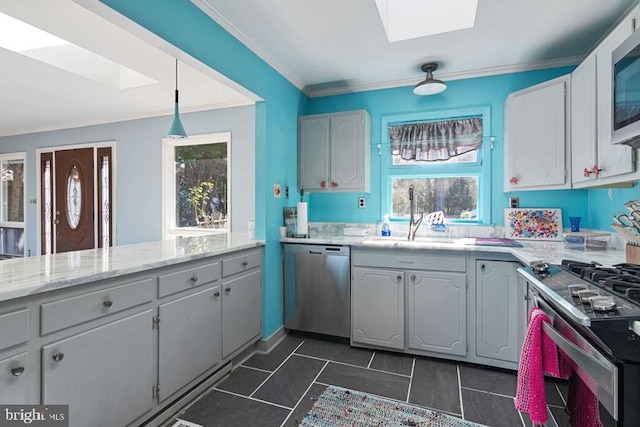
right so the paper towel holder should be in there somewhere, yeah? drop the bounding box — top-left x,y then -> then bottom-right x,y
282,207 -> 309,238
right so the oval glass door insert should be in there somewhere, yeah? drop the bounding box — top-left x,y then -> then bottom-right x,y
66,165 -> 82,229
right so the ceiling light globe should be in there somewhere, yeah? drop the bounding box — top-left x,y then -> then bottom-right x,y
413,80 -> 447,95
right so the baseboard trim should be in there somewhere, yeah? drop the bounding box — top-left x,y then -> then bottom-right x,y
256,326 -> 287,354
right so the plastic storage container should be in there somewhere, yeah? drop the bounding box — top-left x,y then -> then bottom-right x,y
381,215 -> 391,236
563,232 -> 609,251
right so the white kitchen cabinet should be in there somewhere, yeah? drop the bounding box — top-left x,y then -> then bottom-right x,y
504,75 -> 571,191
298,110 -> 371,192
42,310 -> 153,427
221,269 -> 262,358
351,267 -> 404,350
158,285 -> 221,402
571,53 -> 599,185
475,260 -> 520,362
408,270 -> 467,356
0,351 -> 29,404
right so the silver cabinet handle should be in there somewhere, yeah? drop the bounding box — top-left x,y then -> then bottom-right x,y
190,275 -> 198,283
102,298 -> 113,308
11,366 -> 24,376
396,275 -> 402,282
241,261 -> 248,268
213,291 -> 220,298
481,264 -> 486,270
410,274 -> 416,281
225,287 -> 231,293
52,353 -> 64,362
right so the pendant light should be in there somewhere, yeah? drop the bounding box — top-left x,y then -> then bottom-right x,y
413,62 -> 447,96
167,59 -> 188,138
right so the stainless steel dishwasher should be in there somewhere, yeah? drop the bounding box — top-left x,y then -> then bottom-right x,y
284,244 -> 350,338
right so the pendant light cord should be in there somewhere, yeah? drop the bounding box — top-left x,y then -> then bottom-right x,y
175,59 -> 179,103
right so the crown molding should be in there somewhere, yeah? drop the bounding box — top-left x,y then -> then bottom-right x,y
305,55 -> 583,98
191,0 -> 306,91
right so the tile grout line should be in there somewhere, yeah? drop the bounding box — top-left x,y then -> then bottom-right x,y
517,402 -> 527,427
405,357 -> 416,403
460,386 -> 517,400
212,387 -> 293,411
554,382 -> 567,407
249,339 -> 306,399
294,352 -> 412,379
278,360 -> 330,427
366,352 -> 376,369
457,365 -> 465,419
238,364 -> 273,374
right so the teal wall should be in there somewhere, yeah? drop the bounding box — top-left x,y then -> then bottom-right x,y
99,0 -> 308,338
305,68 -> 589,229
588,186 -> 640,230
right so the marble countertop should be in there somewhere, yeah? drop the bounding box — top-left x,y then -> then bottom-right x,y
0,233 -> 264,303
281,234 -> 626,266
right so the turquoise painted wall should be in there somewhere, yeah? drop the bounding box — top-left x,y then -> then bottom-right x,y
588,186 -> 640,231
100,0 -> 308,338
305,68 -> 590,229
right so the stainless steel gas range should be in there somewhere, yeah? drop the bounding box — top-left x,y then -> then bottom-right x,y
518,260 -> 640,426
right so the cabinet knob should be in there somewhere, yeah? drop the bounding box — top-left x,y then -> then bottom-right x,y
509,176 -> 518,185
190,275 -> 198,283
584,165 -> 602,177
481,264 -> 486,270
52,353 -> 64,363
225,287 -> 231,293
331,181 -> 338,188
102,298 -> 113,308
396,275 -> 402,282
410,274 -> 416,281
213,291 -> 220,298
11,366 -> 25,376
241,261 -> 248,268
320,180 -> 327,189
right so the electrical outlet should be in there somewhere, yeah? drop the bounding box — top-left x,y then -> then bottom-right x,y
358,197 -> 366,209
509,197 -> 519,208
285,186 -> 289,199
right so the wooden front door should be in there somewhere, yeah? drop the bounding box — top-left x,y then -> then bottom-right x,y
41,147 -> 113,254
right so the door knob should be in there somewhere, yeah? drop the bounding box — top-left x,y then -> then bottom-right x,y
213,291 -> 220,298
410,274 -> 416,281
102,298 -> 113,308
190,275 -> 198,283
52,353 -> 64,362
225,287 -> 231,293
509,176 -> 518,184
396,275 -> 402,282
11,366 -> 25,376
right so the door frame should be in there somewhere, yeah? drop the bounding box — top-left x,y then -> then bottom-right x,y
36,141 -> 117,255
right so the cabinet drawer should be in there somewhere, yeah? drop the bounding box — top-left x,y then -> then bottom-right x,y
0,309 -> 29,351
352,248 -> 466,272
41,278 -> 153,335
158,262 -> 220,298
222,250 -> 262,278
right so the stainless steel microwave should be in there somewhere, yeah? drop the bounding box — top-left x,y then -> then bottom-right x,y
612,28 -> 640,147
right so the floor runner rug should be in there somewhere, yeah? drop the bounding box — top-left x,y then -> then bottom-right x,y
300,386 -> 486,427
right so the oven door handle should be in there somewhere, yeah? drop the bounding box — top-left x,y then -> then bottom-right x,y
541,322 -> 616,395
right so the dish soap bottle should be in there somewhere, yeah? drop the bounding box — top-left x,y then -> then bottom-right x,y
381,214 -> 391,236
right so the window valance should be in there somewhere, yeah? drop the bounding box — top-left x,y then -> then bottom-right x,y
389,116 -> 482,161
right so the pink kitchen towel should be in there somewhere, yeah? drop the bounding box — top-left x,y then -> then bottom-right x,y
515,308 -> 563,424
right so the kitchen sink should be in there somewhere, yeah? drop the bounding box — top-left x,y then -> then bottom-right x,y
368,236 -> 460,245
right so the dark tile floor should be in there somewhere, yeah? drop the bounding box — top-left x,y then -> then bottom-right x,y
171,334 -> 570,427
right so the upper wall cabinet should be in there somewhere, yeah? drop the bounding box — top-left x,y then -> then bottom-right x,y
504,75 -> 571,191
571,5 -> 640,188
298,110 -> 371,192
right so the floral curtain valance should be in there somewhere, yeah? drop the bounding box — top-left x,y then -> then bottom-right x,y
389,116 -> 483,162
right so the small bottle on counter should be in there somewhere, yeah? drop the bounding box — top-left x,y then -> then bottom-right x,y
381,214 -> 391,236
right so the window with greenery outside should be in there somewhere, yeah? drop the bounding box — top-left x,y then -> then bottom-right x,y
175,143 -> 227,229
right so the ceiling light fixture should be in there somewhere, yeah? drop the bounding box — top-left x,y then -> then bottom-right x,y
167,59 -> 188,139
413,63 -> 447,96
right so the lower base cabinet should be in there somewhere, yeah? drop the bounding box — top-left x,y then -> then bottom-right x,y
0,351 -> 29,404
351,267 -> 404,350
408,271 -> 467,356
42,310 -> 154,427
475,260 -> 521,362
158,286 -> 222,401
222,270 -> 262,358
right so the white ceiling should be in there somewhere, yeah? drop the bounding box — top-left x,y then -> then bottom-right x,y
1,0 -> 637,137
194,0 -> 638,97
0,0 -> 255,138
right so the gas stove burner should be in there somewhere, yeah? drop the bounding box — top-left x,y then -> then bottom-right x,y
568,284 -> 588,296
561,259 -> 601,275
589,296 -> 617,312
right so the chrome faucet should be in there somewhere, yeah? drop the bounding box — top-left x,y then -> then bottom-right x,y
408,185 -> 424,241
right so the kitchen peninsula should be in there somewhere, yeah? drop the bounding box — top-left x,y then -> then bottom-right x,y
0,234 -> 264,427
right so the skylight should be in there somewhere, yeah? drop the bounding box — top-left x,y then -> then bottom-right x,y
0,12 -> 157,89
374,0 -> 478,43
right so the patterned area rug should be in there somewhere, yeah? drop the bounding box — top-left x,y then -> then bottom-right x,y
300,386 -> 485,427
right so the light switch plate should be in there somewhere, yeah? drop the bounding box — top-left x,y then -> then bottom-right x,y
358,197 -> 366,209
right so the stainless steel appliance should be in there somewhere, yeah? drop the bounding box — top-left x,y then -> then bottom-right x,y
612,28 -> 640,147
284,244 -> 350,338
519,260 -> 640,426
